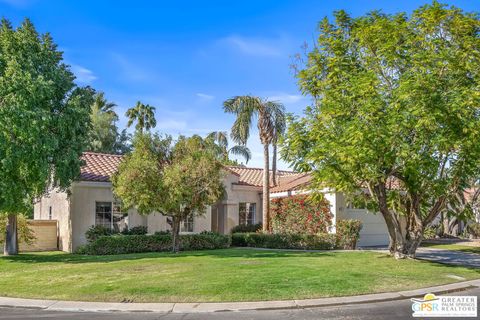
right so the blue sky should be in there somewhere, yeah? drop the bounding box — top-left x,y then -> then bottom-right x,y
1,0 -> 478,169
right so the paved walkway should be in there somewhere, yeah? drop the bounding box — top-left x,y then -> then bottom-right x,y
0,279 -> 479,313
2,286 -> 480,319
415,247 -> 480,268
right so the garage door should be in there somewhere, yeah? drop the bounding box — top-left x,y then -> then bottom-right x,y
340,209 -> 389,247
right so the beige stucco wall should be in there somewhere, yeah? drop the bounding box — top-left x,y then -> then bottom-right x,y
33,170 -> 264,252
34,189 -> 71,251
221,172 -> 262,233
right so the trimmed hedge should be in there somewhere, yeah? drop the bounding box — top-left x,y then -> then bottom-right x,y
230,223 -> 262,233
76,233 -> 231,255
231,232 -> 337,250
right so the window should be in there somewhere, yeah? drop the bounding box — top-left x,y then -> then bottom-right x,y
95,201 -> 128,232
48,206 -> 52,220
181,216 -> 194,233
239,203 -> 256,225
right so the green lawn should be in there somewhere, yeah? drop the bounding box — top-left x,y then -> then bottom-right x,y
421,243 -> 480,254
0,248 -> 479,303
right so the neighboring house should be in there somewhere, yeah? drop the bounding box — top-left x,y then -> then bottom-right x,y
34,151 -> 390,252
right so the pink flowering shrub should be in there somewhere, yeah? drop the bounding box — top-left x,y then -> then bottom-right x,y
270,194 -> 332,234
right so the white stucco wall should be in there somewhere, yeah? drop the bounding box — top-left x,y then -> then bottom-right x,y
34,189 -> 71,251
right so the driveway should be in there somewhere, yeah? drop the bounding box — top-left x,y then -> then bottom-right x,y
416,247 -> 480,268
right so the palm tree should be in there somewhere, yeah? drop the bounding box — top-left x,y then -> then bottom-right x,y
125,101 -> 157,134
206,131 -> 252,164
93,92 -> 118,120
223,96 -> 285,232
271,108 -> 286,186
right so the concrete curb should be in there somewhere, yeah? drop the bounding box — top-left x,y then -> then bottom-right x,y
1,279 -> 479,313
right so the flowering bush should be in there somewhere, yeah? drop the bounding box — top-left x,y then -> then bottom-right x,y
336,219 -> 362,249
270,194 -> 332,234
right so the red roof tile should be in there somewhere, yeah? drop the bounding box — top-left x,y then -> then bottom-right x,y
80,152 -> 123,182
227,166 -> 298,187
79,152 -> 310,193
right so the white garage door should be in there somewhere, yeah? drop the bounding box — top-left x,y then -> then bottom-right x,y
339,209 -> 389,247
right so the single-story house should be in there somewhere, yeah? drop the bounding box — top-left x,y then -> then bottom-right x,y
34,151 -> 390,252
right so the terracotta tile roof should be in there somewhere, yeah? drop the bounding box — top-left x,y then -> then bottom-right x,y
271,173 -> 312,193
226,166 -> 298,187
79,152 -> 310,193
80,152 -> 123,182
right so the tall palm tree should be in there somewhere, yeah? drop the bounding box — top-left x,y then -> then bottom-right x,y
125,101 -> 157,134
223,96 -> 285,232
93,92 -> 118,120
271,108 -> 286,186
206,131 -> 252,164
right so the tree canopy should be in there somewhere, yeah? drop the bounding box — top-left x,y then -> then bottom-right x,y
112,134 -> 224,252
0,18 -> 91,254
282,2 -> 480,258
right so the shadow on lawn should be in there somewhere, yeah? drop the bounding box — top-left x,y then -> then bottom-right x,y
0,248 -> 339,264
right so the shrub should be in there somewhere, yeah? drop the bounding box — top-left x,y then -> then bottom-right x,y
76,233 -> 231,255
154,230 -> 171,235
336,219 -> 362,249
423,226 -> 438,240
121,225 -> 148,235
230,223 -> 262,233
231,232 -> 337,250
85,225 -> 113,243
270,194 -> 332,234
467,222 -> 480,238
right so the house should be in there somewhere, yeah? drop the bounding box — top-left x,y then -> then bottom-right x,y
34,151 -> 390,252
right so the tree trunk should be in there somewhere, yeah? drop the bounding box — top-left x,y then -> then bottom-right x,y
171,216 -> 181,253
4,214 -> 18,256
262,143 -> 270,232
272,143 -> 277,186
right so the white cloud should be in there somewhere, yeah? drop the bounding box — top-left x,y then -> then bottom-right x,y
196,93 -> 215,101
70,64 -> 97,84
268,93 -> 304,104
219,35 -> 284,57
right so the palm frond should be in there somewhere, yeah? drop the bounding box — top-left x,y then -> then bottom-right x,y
229,145 -> 252,163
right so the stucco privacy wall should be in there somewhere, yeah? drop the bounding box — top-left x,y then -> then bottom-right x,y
19,220 -> 58,252
33,189 -> 71,251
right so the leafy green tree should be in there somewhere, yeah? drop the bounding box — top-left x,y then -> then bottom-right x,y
0,18 -> 91,255
125,101 -> 157,134
112,134 -> 224,252
206,131 -> 251,165
223,96 -> 285,231
282,2 -> 480,258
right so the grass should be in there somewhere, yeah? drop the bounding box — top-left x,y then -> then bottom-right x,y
421,243 -> 480,254
0,248 -> 479,303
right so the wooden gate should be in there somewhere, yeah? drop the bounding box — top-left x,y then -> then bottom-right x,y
19,220 -> 58,252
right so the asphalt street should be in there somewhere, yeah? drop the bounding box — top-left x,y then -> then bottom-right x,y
0,287 -> 478,320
